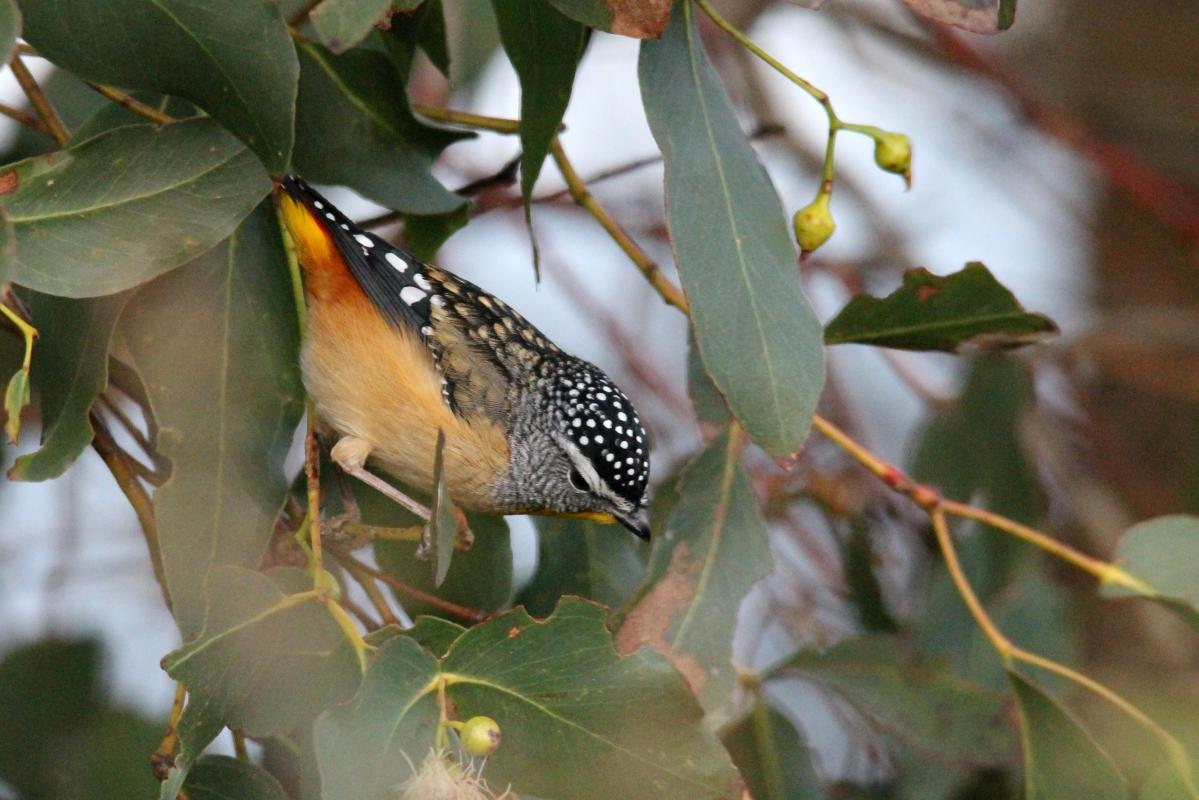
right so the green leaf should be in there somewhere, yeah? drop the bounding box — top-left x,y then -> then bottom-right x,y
3,118 -> 269,298
616,428 -> 772,720
640,4 -> 824,457
162,567 -> 360,793
0,0 -> 19,66
1104,515 -> 1199,627
913,355 -> 1042,525
427,429 -> 456,587
293,43 -> 467,216
545,0 -> 671,38
518,516 -> 647,617
3,360 -> 28,443
375,511 -> 513,619
781,636 -> 1014,766
1142,761 -> 1199,800
184,756 -> 286,800
8,292 -> 131,481
900,0 -> 1015,34
406,615 -> 466,657
823,262 -> 1057,352
722,702 -> 824,800
310,0 -> 393,53
492,0 -> 585,202
315,599 -> 740,800
20,0 -> 297,171
1008,671 -> 1128,800
121,203 -> 304,635
381,1 -> 451,80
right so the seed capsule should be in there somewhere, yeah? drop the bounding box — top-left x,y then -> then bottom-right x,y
793,194 -> 836,259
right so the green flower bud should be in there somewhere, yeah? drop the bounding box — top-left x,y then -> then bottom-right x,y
792,193 -> 836,259
460,716 -> 502,758
873,131 -> 912,187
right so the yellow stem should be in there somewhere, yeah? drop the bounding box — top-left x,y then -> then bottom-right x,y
87,83 -> 176,126
930,508 -> 1012,658
412,104 -> 521,134
323,597 -> 372,674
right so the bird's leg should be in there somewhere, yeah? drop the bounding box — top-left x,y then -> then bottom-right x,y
453,507 -> 475,552
330,435 -> 432,522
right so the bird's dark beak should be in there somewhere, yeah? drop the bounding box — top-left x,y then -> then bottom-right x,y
615,507 -> 651,541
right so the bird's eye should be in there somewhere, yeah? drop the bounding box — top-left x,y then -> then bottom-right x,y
568,467 -> 589,492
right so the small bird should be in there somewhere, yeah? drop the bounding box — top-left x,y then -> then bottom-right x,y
276,176 -> 651,539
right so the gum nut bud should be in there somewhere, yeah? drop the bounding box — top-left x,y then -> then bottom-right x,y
792,194 -> 835,258
460,716 -> 502,757
873,132 -> 912,185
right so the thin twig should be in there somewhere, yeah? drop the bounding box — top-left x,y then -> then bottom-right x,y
90,409 -> 168,603
87,83 -> 175,126
0,100 -> 45,133
150,683 -> 187,781
10,54 -> 68,146
97,394 -> 169,486
328,543 -> 491,623
549,136 -> 690,314
336,551 -> 403,628
412,104 -> 521,134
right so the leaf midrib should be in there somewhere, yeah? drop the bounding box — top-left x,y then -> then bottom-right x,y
826,309 -> 1052,344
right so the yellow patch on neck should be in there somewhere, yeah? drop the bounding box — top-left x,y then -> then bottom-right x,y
551,511 -> 617,525
277,192 -> 338,269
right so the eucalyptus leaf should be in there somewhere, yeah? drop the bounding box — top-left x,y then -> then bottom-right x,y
0,0 -> 18,66
293,43 -> 466,217
3,118 -> 269,298
617,428 -> 771,720
545,0 -> 671,37
184,756 -> 286,800
427,429 -> 456,587
8,291 -> 131,481
315,599 -> 740,800
121,203 -> 304,635
1008,670 -> 1128,800
640,3 -> 824,457
21,0 -> 297,171
824,262 -> 1057,352
722,702 -> 824,800
310,0 -> 394,53
1104,515 -> 1199,629
519,516 -> 647,617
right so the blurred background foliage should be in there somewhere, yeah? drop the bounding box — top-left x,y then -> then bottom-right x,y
0,0 -> 1197,798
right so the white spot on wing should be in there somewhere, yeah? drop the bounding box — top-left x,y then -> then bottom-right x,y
385,252 -> 408,273
413,273 -> 432,291
400,286 -> 427,305
354,233 -> 373,247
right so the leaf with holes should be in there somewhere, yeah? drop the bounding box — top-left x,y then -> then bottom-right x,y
121,203 -> 303,635
3,119 -> 269,298
1008,671 -> 1128,800
546,0 -> 672,38
315,599 -> 740,800
293,43 -> 466,218
8,292 -> 131,481
1103,515 -> 1199,630
640,3 -> 824,457
21,0 -> 297,171
824,263 -> 1057,352
616,428 -> 771,721
900,0 -> 1017,33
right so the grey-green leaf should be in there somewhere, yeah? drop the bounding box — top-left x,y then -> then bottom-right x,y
616,428 -> 772,721
781,636 -> 1014,766
519,516 -> 647,617
184,756 -> 286,800
293,43 -> 466,216
3,118 -> 269,298
1103,515 -> 1199,628
427,429 -> 456,587
121,203 -> 304,635
640,3 -> 825,457
1008,670 -> 1128,800
20,0 -> 297,171
310,0 -> 393,53
545,0 -> 671,38
0,0 -> 19,66
823,262 -> 1057,352
492,0 -> 585,201
722,702 -> 824,800
315,599 -> 740,800
8,292 -> 130,481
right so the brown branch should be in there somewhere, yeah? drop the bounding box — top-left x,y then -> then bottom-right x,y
87,83 -> 175,126
549,137 -> 690,314
9,54 -> 69,146
0,100 -> 45,134
327,542 -> 491,623
335,549 -> 402,628
90,409 -> 169,604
